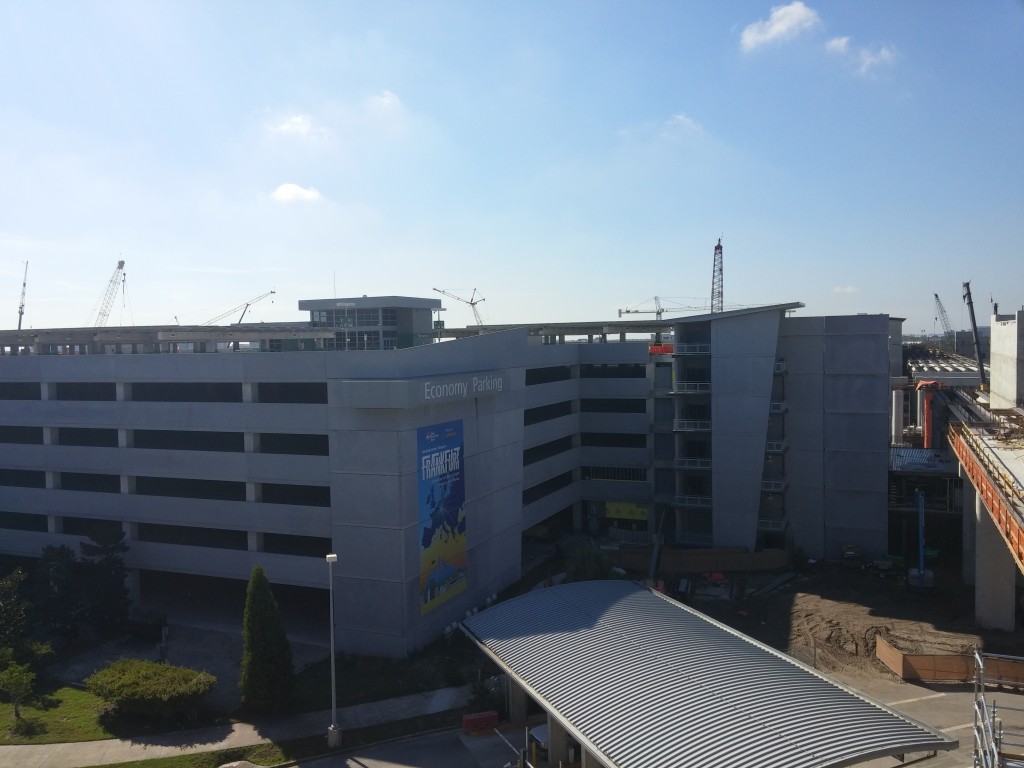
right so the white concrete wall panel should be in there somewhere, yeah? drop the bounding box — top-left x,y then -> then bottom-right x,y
988,310 -> 1023,410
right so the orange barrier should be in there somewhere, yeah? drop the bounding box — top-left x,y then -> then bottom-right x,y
876,636 -> 1024,686
462,710 -> 499,734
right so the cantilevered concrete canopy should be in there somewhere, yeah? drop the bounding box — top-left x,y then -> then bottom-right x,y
461,580 -> 957,768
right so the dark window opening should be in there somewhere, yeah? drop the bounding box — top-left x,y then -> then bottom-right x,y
137,522 -> 247,550
580,432 -> 647,449
257,382 -> 328,404
261,483 -> 331,507
262,533 -> 332,557
60,472 -> 120,493
0,382 -> 40,400
0,426 -> 44,445
135,476 -> 246,502
259,433 -> 329,456
522,471 -> 573,506
580,364 -> 646,379
523,436 -> 574,466
57,427 -> 119,448
580,398 -> 646,414
0,511 -> 47,532
55,382 -> 116,401
132,382 -> 243,403
62,517 -> 123,539
134,430 -> 243,452
524,400 -> 572,426
525,366 -> 571,385
0,469 -> 45,488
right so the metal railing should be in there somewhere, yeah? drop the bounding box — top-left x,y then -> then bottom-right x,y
671,382 -> 711,394
674,343 -> 711,355
674,419 -> 711,432
674,495 -> 712,507
675,457 -> 711,470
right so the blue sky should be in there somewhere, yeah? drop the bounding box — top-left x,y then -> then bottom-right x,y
2,1 -> 1021,333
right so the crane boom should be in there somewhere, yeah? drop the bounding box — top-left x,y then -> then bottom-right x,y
92,260 -> 126,327
619,296 -> 665,320
202,290 -> 276,325
433,288 -> 485,326
710,238 -> 724,314
962,281 -> 987,390
17,261 -> 27,331
933,293 -> 955,353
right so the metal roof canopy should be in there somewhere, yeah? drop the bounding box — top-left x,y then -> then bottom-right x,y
460,580 -> 957,768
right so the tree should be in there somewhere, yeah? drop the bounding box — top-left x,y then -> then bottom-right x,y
33,545 -> 84,637
79,527 -> 130,634
0,663 -> 34,720
0,569 -> 28,653
239,565 -> 293,714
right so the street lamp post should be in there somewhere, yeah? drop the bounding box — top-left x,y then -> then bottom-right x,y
326,553 -> 340,748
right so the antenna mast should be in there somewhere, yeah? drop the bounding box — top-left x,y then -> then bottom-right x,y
710,239 -> 723,313
17,261 -> 27,331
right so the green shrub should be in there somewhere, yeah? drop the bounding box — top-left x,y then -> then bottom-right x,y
85,658 -> 216,723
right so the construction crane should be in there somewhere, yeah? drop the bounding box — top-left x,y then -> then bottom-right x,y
202,290 -> 276,325
962,281 -> 987,391
16,261 -> 27,331
619,296 -> 668,320
933,293 -> 955,354
433,288 -> 485,326
90,260 -> 126,327
710,238 -> 724,314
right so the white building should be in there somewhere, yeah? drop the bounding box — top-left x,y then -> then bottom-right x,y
0,299 -> 898,655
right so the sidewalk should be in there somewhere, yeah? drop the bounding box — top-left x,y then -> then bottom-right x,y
0,684 -> 472,768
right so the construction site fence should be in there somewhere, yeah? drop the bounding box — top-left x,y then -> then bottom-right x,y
876,635 -> 1024,685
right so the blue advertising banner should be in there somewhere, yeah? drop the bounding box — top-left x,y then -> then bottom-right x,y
417,420 -> 467,613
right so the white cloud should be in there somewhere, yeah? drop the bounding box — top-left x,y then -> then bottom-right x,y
826,36 -> 849,54
827,37 -> 896,76
268,113 -> 326,138
855,44 -> 896,75
271,183 -> 321,202
833,285 -> 858,294
660,113 -> 704,139
741,2 -> 821,52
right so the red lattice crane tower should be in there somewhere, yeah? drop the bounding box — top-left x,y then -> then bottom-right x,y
710,238 -> 723,314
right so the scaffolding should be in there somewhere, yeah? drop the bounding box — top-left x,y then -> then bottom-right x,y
974,648 -> 1024,767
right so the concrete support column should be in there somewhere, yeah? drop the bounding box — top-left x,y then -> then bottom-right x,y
582,746 -> 604,767
960,469 -> 976,586
116,382 -> 131,401
47,515 -> 62,534
247,482 -> 260,502
43,427 -> 54,445
243,382 -> 256,403
245,432 -> 259,453
119,429 -> 131,448
247,531 -> 263,552
548,716 -> 569,765
975,493 -> 1017,630
506,677 -> 528,724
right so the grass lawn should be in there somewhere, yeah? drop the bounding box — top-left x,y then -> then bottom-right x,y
0,680 -> 112,744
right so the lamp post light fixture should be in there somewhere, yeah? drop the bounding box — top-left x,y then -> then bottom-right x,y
326,553 -> 340,748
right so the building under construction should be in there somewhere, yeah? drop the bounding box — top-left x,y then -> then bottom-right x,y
0,295 -> 1021,657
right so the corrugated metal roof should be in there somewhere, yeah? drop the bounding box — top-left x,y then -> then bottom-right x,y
889,447 -> 957,473
461,580 -> 956,768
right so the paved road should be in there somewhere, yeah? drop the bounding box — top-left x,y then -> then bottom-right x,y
293,729 -> 516,768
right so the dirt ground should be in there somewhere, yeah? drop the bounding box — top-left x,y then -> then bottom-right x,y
691,561 -> 1024,684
